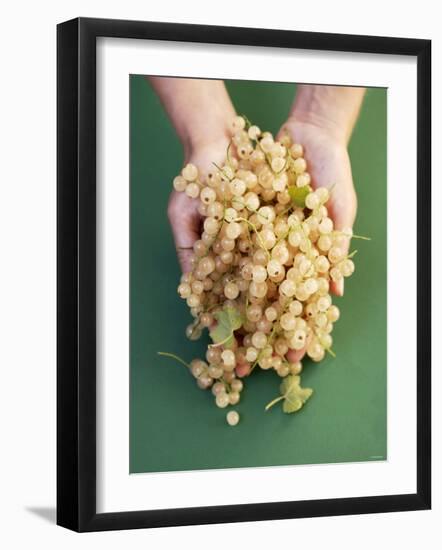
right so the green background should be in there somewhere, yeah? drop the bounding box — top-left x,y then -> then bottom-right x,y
130,76 -> 387,474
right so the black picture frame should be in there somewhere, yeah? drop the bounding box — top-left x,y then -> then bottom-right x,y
57,17 -> 431,532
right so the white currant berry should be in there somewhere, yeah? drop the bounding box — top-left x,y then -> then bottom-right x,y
290,143 -> 304,159
173,175 -> 187,192
296,173 -> 311,188
200,187 -> 217,205
293,157 -> 307,174
226,410 -> 240,426
216,393 -> 230,408
232,116 -> 246,132
182,163 -> 198,182
318,217 -> 333,234
248,125 -> 261,140
305,193 -> 320,210
252,264 -> 268,283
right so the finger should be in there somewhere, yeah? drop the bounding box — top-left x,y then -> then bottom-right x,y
330,279 -> 344,297
235,363 -> 251,378
168,196 -> 201,273
275,125 -> 293,144
173,219 -> 198,272
286,332 -> 312,364
328,186 -> 357,297
286,348 -> 307,363
176,248 -> 195,274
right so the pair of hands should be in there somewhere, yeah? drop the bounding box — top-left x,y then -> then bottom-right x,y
167,117 -> 357,366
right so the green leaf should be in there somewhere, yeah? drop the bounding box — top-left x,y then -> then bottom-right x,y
209,306 -> 243,349
280,375 -> 313,413
265,375 -> 313,414
288,185 -> 312,208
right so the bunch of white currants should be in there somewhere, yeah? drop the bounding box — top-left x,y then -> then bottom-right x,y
168,116 -> 359,426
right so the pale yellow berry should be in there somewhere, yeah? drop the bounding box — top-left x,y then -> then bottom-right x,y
244,192 -> 260,211
293,157 -> 307,174
229,391 -> 240,405
260,136 -> 274,153
279,279 -> 297,297
230,178 -> 246,196
265,306 -> 278,322
341,259 -> 355,277
232,116 -> 246,132
173,175 -> 187,192
328,247 -> 344,264
226,222 -> 242,240
280,313 -> 296,331
289,361 -> 303,375
290,143 -> 304,159
185,182 -> 200,198
318,234 -> 333,252
216,393 -> 230,408
248,125 -> 261,140
327,305 -> 340,322
296,173 -> 311,188
316,187 -> 330,203
246,304 -> 262,322
226,410 -> 240,426
224,282 -> 240,300
271,157 -> 286,173
289,300 -> 303,316
221,349 -> 236,367
252,331 -> 267,349
305,193 -> 320,210
249,281 -> 268,298
267,259 -> 283,278
182,163 -> 198,181
246,346 -> 259,362
318,217 -> 333,235
252,264 -> 268,283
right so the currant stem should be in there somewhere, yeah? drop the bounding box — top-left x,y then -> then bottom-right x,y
213,162 -> 233,182
274,155 -> 290,175
241,114 -> 252,129
209,332 -> 233,348
351,234 -> 371,240
234,217 -> 271,260
265,395 -> 285,411
226,142 -> 234,167
157,352 -> 190,369
333,230 -> 371,241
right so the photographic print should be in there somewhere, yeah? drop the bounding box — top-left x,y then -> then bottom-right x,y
129,76 -> 387,474
57,17 -> 430,531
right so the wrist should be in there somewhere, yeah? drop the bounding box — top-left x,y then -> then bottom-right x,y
288,85 -> 365,147
149,76 -> 237,159
286,110 -> 349,147
181,115 -> 234,160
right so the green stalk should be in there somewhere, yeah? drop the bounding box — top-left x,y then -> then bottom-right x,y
208,332 -> 233,348
265,395 -> 285,411
234,217 -> 271,260
157,352 -> 190,369
351,234 -> 371,240
241,114 -> 252,129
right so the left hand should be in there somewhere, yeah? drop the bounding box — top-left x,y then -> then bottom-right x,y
168,137 -> 231,273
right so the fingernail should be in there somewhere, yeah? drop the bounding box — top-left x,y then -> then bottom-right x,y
338,280 -> 344,296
